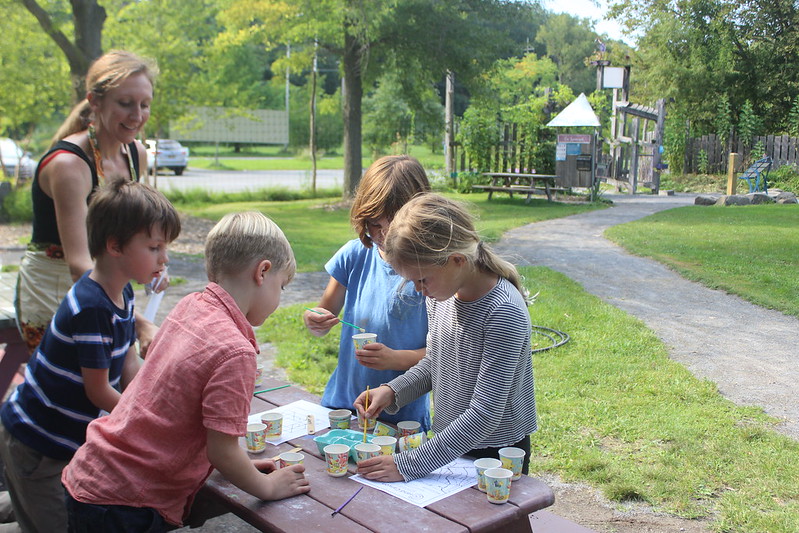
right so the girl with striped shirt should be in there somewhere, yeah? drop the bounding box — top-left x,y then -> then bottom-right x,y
355,193 -> 537,481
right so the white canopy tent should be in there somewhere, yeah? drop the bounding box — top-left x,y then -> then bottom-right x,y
547,93 -> 601,200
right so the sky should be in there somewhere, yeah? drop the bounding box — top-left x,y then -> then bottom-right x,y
541,0 -> 636,46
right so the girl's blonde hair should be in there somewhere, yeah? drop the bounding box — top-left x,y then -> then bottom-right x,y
205,211 -> 296,284
51,50 -> 158,148
350,155 -> 430,247
383,193 -> 530,303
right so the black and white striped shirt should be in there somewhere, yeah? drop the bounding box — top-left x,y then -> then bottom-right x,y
387,277 -> 538,480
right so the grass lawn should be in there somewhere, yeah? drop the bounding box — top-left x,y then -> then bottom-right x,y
606,204 -> 799,318
177,193 -> 601,272
258,267 -> 799,532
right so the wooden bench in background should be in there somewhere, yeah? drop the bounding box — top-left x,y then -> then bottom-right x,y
473,173 -> 569,203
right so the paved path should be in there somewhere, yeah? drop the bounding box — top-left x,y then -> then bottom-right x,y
493,193 -> 799,440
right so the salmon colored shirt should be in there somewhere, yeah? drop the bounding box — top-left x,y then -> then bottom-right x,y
62,283 -> 257,526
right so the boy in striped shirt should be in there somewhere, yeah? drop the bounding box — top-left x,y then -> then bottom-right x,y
0,180 -> 180,533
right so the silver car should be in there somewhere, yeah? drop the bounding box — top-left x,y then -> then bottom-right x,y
0,138 -> 36,180
146,139 -> 189,176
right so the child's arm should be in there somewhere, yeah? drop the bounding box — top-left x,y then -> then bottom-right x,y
353,384 -> 395,420
303,277 -> 346,337
355,345 -> 425,371
82,368 -> 122,413
120,346 -> 142,390
206,429 -> 310,501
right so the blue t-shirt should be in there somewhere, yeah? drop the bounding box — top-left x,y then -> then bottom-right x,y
321,239 -> 430,429
1,272 -> 136,460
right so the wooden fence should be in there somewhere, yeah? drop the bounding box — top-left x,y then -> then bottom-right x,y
686,134 -> 799,173
450,123 -> 555,175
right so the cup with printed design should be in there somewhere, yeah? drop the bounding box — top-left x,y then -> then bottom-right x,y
373,420 -> 398,437
278,451 -> 304,468
245,423 -> 266,453
372,436 -> 397,456
397,432 -> 426,452
260,412 -> 283,441
484,467 -> 513,504
324,444 -> 351,477
328,409 -> 352,430
254,363 -> 264,387
498,447 -> 526,480
473,457 -> 502,492
396,420 -> 421,437
354,442 -> 381,462
352,332 -> 377,350
357,411 -> 376,431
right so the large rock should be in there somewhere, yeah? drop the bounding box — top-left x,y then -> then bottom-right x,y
748,193 -> 775,204
695,195 -> 719,205
715,195 -> 751,206
775,191 -> 798,204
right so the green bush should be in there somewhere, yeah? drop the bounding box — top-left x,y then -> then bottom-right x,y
770,164 -> 799,193
2,182 -> 33,223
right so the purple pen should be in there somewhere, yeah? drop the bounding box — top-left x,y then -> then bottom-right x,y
331,486 -> 363,517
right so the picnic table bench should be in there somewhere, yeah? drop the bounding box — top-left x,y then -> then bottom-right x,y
472,173 -> 567,203
738,156 -> 772,193
193,377 -> 556,533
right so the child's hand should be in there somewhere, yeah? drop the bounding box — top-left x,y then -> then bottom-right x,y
303,307 -> 338,337
357,455 -> 403,482
355,343 -> 396,370
354,385 -> 394,419
263,464 -> 310,500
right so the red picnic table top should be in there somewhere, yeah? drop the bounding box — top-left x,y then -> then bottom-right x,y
194,377 -> 554,533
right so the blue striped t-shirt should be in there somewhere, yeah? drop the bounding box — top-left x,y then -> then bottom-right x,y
1,271 -> 135,460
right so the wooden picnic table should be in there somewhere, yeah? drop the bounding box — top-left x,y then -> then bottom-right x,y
194,377 -> 555,533
472,173 -> 564,203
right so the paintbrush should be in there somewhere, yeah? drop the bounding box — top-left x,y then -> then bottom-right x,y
304,307 -> 365,333
331,486 -> 363,518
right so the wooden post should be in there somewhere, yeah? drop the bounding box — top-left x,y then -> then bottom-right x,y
727,152 -> 739,195
444,70 -> 455,181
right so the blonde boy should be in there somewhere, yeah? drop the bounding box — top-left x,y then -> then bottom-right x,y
62,212 -> 309,532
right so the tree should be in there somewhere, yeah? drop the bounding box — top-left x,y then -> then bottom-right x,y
535,13 -> 599,95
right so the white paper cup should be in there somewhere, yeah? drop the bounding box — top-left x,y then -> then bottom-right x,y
245,423 -> 266,453
278,451 -> 304,468
484,467 -> 513,504
473,457 -> 502,492
499,446 -> 526,480
352,332 -> 377,350
373,420 -> 398,437
396,420 -> 421,437
372,436 -> 397,456
260,412 -> 283,440
324,444 -> 350,477
254,363 -> 264,387
354,442 -> 381,462
328,409 -> 352,430
397,432 -> 426,452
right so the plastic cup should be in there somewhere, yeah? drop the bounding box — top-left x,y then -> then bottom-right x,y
278,451 -> 304,468
354,442 -> 381,462
260,412 -> 283,441
254,363 -> 264,387
352,332 -> 377,350
372,436 -> 397,456
245,423 -> 266,453
484,467 -> 513,504
499,446 -> 526,480
328,409 -> 352,430
373,421 -> 398,437
323,444 -> 350,477
473,458 -> 502,492
397,432 -> 426,453
396,420 -> 421,437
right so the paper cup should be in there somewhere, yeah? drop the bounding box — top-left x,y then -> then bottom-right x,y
372,436 -> 397,456
278,451 -> 304,468
354,442 -> 381,462
499,446 -> 526,480
245,423 -> 266,453
357,411 -> 376,431
473,458 -> 502,492
260,412 -> 283,440
352,332 -> 377,350
254,363 -> 264,387
397,420 -> 421,437
484,467 -> 513,504
328,409 -> 352,430
373,420 -> 398,437
397,432 -> 426,453
324,444 -> 350,477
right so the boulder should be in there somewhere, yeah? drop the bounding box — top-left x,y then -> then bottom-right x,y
775,191 -> 798,204
694,195 -> 719,205
715,195 -> 751,206
748,193 -> 775,204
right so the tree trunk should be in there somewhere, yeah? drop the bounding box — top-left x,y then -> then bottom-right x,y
342,29 -> 363,199
20,0 -> 105,103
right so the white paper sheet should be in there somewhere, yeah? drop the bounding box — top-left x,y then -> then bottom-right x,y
249,400 -> 334,444
351,457 -> 477,507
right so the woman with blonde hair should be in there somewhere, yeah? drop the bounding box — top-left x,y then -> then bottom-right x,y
355,193 -> 537,481
16,50 -> 161,355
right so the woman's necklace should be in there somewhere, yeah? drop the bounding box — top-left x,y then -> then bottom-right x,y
87,124 -> 137,184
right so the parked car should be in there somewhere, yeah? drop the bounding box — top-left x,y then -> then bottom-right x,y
145,139 -> 189,175
0,138 -> 36,180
